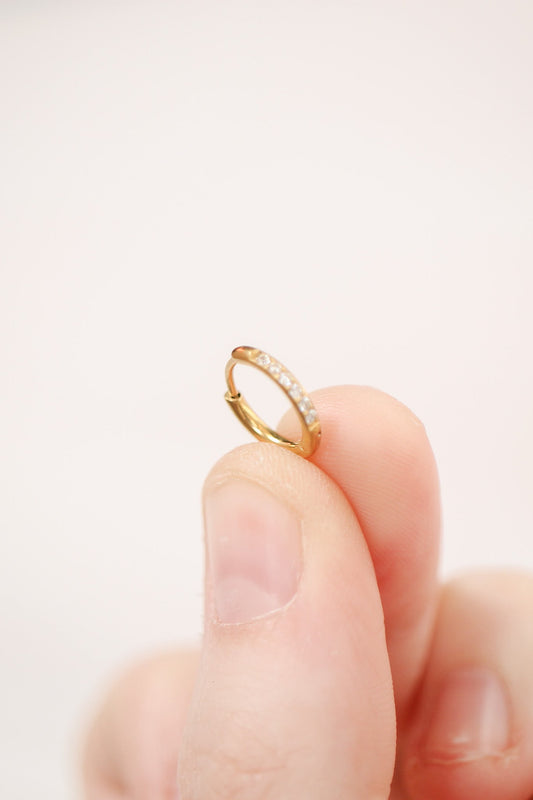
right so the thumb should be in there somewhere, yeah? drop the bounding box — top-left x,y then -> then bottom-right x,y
177,442 -> 396,800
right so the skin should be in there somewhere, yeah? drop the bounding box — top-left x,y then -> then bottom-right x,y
80,386 -> 533,800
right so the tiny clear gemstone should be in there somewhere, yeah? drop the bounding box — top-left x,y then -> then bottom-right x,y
289,384 -> 302,400
256,353 -> 270,367
279,373 -> 292,388
269,363 -> 281,376
305,410 -> 317,425
298,397 -> 311,413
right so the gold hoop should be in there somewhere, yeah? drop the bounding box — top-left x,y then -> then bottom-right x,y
224,346 -> 321,458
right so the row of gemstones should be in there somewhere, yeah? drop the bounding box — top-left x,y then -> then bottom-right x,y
254,352 -> 318,426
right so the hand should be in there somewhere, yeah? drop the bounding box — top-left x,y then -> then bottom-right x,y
81,386 -> 533,800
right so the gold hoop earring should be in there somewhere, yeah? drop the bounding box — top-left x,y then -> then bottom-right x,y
224,346 -> 321,458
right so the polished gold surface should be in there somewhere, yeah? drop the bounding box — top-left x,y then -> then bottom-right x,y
224,346 -> 321,458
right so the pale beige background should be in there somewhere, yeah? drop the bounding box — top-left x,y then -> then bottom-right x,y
1,1 -> 532,797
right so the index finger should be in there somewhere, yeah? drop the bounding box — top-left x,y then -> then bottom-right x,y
279,385 -> 441,720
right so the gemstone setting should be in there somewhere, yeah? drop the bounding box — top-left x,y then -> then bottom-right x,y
289,384 -> 302,400
253,351 -> 318,430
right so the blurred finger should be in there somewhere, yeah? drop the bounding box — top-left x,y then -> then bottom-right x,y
400,571 -> 533,800
82,649 -> 199,800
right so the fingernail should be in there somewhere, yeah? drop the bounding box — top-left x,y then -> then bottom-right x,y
422,667 -> 511,761
204,480 -> 302,624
